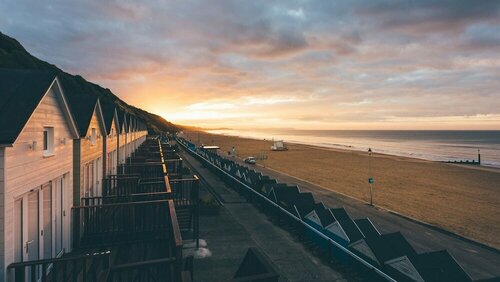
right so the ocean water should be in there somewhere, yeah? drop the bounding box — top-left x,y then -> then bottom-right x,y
206,129 -> 500,168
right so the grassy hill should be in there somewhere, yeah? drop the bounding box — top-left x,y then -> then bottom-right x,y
0,31 -> 178,133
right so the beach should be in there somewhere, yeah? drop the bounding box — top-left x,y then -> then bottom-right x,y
182,131 -> 500,249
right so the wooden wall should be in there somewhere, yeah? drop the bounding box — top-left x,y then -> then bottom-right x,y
119,126 -> 127,164
2,87 -> 74,279
106,118 -> 118,155
0,147 -> 5,279
77,106 -> 105,199
105,118 -> 119,175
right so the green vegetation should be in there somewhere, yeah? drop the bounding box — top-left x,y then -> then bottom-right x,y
0,31 -> 178,133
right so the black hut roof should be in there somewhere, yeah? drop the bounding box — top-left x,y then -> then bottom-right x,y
354,218 -> 380,240
0,69 -> 57,144
365,232 -> 416,263
100,100 -> 116,134
411,250 -> 471,282
61,77 -> 99,137
330,208 -> 364,242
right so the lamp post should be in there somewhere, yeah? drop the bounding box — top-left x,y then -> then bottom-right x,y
368,148 -> 374,206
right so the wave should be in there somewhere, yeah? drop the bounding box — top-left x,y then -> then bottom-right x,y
206,129 -> 500,168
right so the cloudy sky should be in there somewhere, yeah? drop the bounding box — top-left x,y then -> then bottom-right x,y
1,1 -> 499,129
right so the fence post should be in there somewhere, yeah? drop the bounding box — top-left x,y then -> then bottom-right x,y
73,208 -> 80,249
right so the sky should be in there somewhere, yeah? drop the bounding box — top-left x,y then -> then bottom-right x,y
1,0 -> 499,130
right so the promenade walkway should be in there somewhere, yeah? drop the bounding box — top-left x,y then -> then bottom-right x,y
227,155 -> 500,280
180,150 -> 358,282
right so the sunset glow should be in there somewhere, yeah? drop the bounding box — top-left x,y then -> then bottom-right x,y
2,1 -> 499,130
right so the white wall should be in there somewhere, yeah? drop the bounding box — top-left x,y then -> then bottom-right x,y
2,87 -> 74,279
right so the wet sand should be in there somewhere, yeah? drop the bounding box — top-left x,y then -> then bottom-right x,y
182,131 -> 500,249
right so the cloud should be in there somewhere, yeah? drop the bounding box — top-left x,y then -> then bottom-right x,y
1,0 -> 499,129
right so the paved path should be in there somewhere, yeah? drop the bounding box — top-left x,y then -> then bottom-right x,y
181,151 -> 356,282
222,156 -> 500,280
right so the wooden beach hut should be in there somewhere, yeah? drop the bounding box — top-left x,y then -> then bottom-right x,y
0,69 -> 79,280
117,109 -> 128,165
100,100 -> 119,176
66,91 -> 106,200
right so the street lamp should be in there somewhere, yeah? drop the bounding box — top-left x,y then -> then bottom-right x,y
368,148 -> 374,206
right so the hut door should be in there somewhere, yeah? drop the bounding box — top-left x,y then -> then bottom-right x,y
95,157 -> 102,196
41,183 -> 52,260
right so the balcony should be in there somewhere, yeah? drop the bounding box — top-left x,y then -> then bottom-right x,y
8,137 -> 197,282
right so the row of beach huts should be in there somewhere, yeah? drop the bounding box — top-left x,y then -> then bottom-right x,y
177,136 -> 475,282
0,69 -> 149,280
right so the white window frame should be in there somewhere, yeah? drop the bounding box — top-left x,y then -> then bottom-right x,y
43,127 -> 54,157
90,128 -> 97,146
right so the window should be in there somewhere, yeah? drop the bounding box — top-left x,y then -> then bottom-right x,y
43,127 -> 54,156
90,128 -> 96,145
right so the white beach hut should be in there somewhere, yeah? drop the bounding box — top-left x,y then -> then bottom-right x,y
0,70 -> 79,280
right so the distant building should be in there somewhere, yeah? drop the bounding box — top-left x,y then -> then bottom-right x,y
271,140 -> 287,151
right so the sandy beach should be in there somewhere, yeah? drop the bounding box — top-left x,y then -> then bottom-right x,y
183,131 -> 500,249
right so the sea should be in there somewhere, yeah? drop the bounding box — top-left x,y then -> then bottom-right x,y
205,129 -> 500,168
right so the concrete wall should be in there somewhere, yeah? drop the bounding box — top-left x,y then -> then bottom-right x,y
2,87 -> 74,279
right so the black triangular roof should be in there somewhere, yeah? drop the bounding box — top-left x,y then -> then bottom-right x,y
354,218 -> 380,240
100,99 -> 116,135
127,114 -> 133,132
62,79 -> 99,137
316,206 -> 336,227
330,208 -> 364,242
275,185 -> 300,206
294,192 -> 316,217
117,108 -> 127,133
365,232 -> 416,263
410,250 -> 472,282
0,69 -> 57,144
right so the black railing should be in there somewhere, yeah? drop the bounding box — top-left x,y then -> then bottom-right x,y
73,199 -> 171,248
164,159 -> 183,175
169,176 -> 200,248
81,192 -> 171,206
138,176 -> 170,194
106,257 -> 175,282
7,251 -> 110,282
117,163 -> 165,178
105,199 -> 184,282
102,175 -> 140,196
169,176 -> 199,207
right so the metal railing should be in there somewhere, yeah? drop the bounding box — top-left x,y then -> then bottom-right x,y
177,136 -> 397,282
105,199 -> 184,282
102,175 -> 140,196
7,251 -> 110,282
117,163 -> 165,179
169,176 -> 199,207
73,199 -> 171,248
